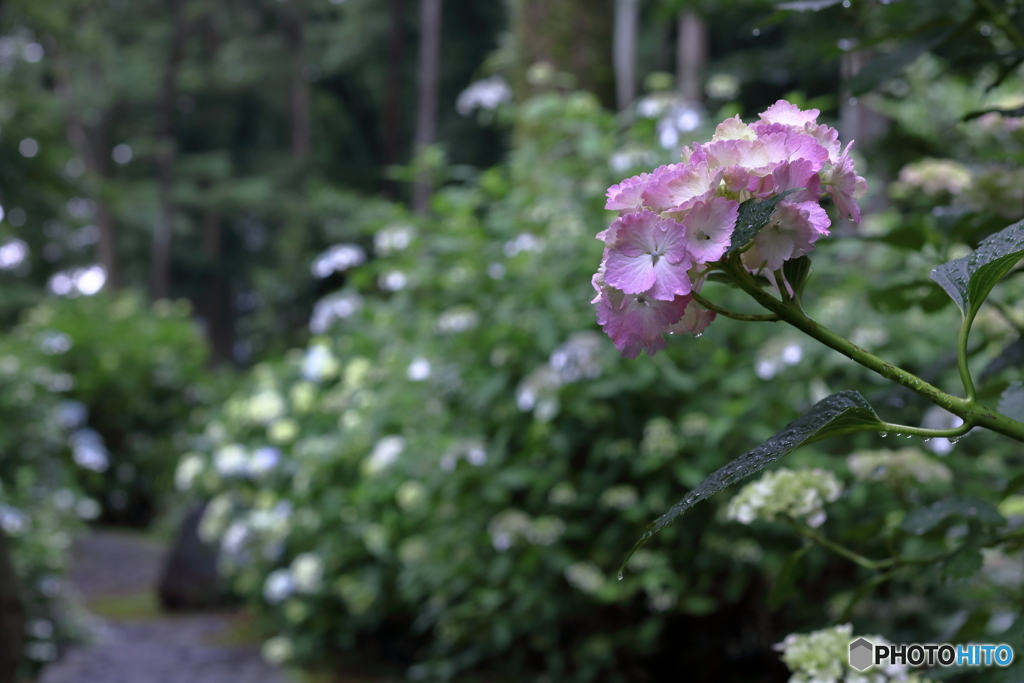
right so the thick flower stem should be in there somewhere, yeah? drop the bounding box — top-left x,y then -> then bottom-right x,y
957,309 -> 978,402
723,256 -> 1024,444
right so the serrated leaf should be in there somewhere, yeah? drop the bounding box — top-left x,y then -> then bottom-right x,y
930,219 -> 1024,319
999,381 -> 1024,422
943,540 -> 984,579
901,498 -> 1005,535
621,391 -> 884,571
849,26 -> 959,96
775,0 -> 843,10
979,339 -> 1024,383
726,190 -> 801,255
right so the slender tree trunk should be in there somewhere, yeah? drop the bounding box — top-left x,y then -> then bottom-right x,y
286,0 -> 311,161
151,0 -> 188,301
383,0 -> 405,199
0,529 -> 24,683
50,43 -> 121,289
676,11 -> 706,103
201,208 -> 231,363
509,0 -> 614,106
613,0 -> 638,112
412,0 -> 441,214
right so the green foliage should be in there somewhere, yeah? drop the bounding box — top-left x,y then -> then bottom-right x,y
10,293 -> 212,523
0,336 -> 89,676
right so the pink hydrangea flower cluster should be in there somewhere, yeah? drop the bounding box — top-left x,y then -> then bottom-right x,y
592,100 -> 867,358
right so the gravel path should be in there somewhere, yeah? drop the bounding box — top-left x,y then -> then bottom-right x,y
38,531 -> 293,683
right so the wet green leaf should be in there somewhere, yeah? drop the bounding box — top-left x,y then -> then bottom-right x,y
621,391 -> 884,572
726,190 -> 801,255
901,498 -> 1004,535
931,219 -> 1024,319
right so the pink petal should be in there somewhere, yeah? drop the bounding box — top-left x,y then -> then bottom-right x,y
605,173 -> 651,212
667,300 -> 716,335
604,249 -> 656,294
682,197 -> 739,264
641,162 -> 720,213
758,100 -> 819,128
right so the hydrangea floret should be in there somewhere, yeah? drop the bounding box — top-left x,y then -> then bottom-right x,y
847,448 -> 952,485
726,467 -> 842,529
592,100 -> 866,357
776,624 -> 922,683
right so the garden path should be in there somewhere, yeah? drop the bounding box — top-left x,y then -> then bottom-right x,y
37,530 -> 293,683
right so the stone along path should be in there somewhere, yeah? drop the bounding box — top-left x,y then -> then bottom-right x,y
38,530 -> 294,683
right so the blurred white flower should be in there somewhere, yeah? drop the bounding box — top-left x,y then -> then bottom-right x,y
55,400 -> 87,429
291,552 -> 324,593
301,344 -> 339,382
261,636 -> 295,665
246,390 -> 286,424
311,243 -> 366,278
456,75 -> 512,116
435,307 -> 479,334
263,568 -> 296,604
503,233 -> 544,257
727,468 -> 842,528
379,270 -> 407,291
564,562 -> 604,595
309,291 -> 362,333
249,446 -> 282,476
175,454 -> 205,490
70,429 -> 109,472
364,435 -> 405,475
0,505 -> 29,535
0,238 -> 27,270
373,225 -> 415,256
214,444 -> 249,476
407,357 -> 431,381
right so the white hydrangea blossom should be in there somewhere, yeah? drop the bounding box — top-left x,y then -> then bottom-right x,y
726,468 -> 842,528
776,624 -> 922,683
291,552 -> 324,594
847,448 -> 952,485
488,508 -> 566,551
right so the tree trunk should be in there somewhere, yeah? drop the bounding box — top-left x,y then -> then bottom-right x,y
676,11 -> 707,103
412,0 -> 441,214
0,529 -> 24,683
613,0 -> 638,112
151,0 -> 188,301
50,42 -> 121,289
201,208 -> 231,363
286,0 -> 311,161
383,0 -> 405,199
509,0 -> 614,106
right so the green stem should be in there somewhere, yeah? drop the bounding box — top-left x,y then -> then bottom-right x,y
790,520 -> 894,571
958,308 -> 978,401
691,291 -> 780,322
723,256 -> 1024,443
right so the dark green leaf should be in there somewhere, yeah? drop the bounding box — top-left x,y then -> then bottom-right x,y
999,381 -> 1024,422
930,218 -> 1024,319
901,498 -> 1004,535
979,339 -> 1024,383
767,545 -> 810,610
963,105 -> 1024,121
848,26 -> 959,96
943,540 -> 984,579
621,391 -> 884,571
726,190 -> 801,255
782,256 -> 812,302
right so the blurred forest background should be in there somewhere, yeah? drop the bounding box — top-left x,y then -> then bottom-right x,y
6,0 -> 1024,682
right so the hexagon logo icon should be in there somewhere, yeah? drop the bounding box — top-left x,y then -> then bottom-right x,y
849,638 -> 874,672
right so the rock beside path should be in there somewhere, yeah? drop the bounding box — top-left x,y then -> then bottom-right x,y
38,530 -> 291,683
